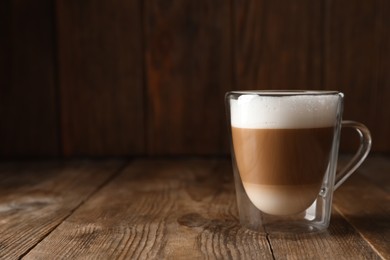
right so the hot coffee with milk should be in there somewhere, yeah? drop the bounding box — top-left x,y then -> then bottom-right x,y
230,94 -> 338,216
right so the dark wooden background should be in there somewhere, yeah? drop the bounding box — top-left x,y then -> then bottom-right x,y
1,0 -> 389,158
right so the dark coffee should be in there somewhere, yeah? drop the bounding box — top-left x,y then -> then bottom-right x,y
232,126 -> 334,215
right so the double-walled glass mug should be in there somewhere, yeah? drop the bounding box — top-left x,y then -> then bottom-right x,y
225,91 -> 371,234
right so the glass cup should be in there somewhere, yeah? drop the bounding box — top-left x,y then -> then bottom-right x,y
225,90 -> 371,234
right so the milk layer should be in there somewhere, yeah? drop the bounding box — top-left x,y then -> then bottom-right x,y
243,182 -> 321,215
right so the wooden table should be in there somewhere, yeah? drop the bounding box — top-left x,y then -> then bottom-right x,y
0,155 -> 389,259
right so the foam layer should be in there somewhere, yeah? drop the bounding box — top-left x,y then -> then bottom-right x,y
230,94 -> 339,129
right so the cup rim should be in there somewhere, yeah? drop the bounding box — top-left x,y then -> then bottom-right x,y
226,90 -> 342,97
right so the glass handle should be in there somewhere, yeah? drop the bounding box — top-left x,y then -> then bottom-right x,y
334,120 -> 372,190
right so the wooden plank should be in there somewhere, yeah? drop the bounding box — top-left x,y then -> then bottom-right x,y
371,0 -> 390,152
25,160 -> 273,259
25,159 -> 386,259
145,0 -> 232,155
333,170 -> 390,259
0,160 -> 123,259
324,0 -> 390,152
0,0 -> 58,157
268,210 -> 381,260
57,0 -> 144,156
234,0 -> 323,90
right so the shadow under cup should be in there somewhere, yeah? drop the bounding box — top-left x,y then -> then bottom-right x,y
226,91 -> 371,234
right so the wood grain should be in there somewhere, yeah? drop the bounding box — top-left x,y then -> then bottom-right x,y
1,1 -> 390,156
268,211 -> 381,260
324,0 -> 390,152
0,0 -> 58,157
333,171 -> 390,259
0,160 -> 122,259
24,159 -> 387,259
25,160 -> 273,259
145,0 -> 232,155
57,0 -> 144,156
234,0 -> 323,90
370,0 -> 390,152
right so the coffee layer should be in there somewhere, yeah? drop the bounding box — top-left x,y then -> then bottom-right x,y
232,127 -> 333,216
232,127 -> 333,184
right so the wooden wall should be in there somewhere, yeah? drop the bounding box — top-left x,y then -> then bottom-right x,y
0,0 -> 389,158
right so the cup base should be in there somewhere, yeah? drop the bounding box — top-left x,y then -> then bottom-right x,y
242,220 -> 328,235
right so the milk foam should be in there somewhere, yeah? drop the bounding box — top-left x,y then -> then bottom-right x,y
230,94 -> 339,129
